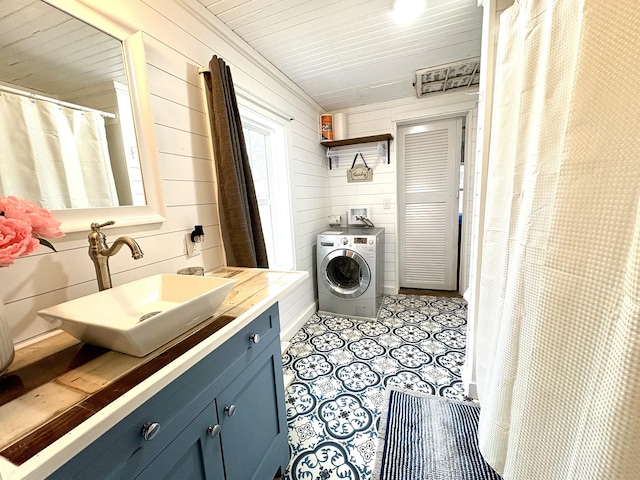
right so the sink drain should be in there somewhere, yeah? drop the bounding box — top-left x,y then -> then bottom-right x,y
139,311 -> 162,322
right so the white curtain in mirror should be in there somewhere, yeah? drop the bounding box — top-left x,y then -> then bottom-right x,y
0,92 -> 119,209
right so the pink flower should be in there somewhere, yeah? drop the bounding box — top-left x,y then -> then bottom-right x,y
0,217 -> 40,267
0,196 -> 64,266
0,196 -> 63,239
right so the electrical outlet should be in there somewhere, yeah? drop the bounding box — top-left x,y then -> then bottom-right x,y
383,199 -> 391,209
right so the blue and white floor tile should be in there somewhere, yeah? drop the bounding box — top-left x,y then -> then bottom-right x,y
281,294 -> 469,480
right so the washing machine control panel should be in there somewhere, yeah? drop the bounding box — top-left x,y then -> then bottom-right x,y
348,236 -> 376,251
318,229 -> 380,252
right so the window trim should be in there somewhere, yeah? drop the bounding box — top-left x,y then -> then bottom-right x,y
239,103 -> 295,271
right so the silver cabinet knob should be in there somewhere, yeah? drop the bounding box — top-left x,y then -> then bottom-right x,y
224,404 -> 237,417
249,333 -> 260,344
141,422 -> 161,441
207,424 -> 221,439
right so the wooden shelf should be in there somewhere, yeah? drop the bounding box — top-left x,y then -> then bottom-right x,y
321,133 -> 393,169
320,133 -> 393,148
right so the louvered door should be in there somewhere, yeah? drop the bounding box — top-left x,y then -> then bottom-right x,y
398,119 -> 461,290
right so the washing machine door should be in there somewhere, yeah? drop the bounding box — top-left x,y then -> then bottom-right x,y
320,249 -> 371,298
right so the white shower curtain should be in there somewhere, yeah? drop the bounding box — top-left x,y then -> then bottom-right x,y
0,92 -> 119,209
476,0 -> 640,478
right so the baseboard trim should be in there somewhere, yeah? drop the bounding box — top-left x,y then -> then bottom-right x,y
465,381 -> 478,400
461,362 -> 478,399
281,301 -> 317,342
398,288 -> 462,297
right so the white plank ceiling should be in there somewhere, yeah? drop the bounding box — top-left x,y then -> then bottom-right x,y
197,0 -> 483,111
0,0 -> 125,100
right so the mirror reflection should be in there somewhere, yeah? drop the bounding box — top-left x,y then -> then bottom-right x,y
0,0 -> 145,210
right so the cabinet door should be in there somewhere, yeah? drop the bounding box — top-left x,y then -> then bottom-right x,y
135,400 -> 225,480
217,345 -> 289,480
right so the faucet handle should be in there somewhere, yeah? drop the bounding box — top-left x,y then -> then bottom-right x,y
91,220 -> 115,232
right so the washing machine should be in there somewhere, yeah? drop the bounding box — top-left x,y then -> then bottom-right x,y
317,227 -> 384,320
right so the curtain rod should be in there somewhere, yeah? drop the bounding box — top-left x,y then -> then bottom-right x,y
0,84 -> 116,119
198,66 -> 294,122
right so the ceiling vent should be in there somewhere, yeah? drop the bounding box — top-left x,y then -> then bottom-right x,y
415,58 -> 480,97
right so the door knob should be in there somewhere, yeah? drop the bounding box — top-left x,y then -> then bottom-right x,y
141,422 -> 161,441
207,424 -> 221,438
249,333 -> 260,344
224,404 -> 237,417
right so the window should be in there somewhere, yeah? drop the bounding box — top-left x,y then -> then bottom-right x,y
240,105 -> 294,270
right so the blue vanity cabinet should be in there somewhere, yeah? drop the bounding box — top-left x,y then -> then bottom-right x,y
135,335 -> 288,480
48,303 -> 289,480
215,339 -> 289,479
135,399 -> 225,480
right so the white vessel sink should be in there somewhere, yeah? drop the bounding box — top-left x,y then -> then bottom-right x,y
38,274 -> 236,357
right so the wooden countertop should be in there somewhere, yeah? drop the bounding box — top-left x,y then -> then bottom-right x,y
0,268 -> 307,480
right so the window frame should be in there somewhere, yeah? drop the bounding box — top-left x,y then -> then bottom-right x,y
239,103 -> 295,271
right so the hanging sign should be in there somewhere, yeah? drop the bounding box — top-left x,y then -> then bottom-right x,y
347,153 -> 373,183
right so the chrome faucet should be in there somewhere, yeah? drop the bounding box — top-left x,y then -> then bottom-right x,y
88,220 -> 144,291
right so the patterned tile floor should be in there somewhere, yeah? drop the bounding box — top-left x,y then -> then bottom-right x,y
281,294 -> 469,480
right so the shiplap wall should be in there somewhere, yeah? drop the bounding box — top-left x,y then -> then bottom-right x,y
0,0 -> 325,345
328,91 -> 478,294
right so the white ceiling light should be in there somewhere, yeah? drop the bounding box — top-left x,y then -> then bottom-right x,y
392,0 -> 426,25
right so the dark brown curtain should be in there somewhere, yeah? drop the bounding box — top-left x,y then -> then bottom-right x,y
203,55 -> 268,268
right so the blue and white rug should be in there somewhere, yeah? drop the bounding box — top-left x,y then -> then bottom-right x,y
282,294 -> 469,480
373,388 -> 500,480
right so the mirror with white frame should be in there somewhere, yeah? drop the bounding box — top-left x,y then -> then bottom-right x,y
0,0 -> 165,232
